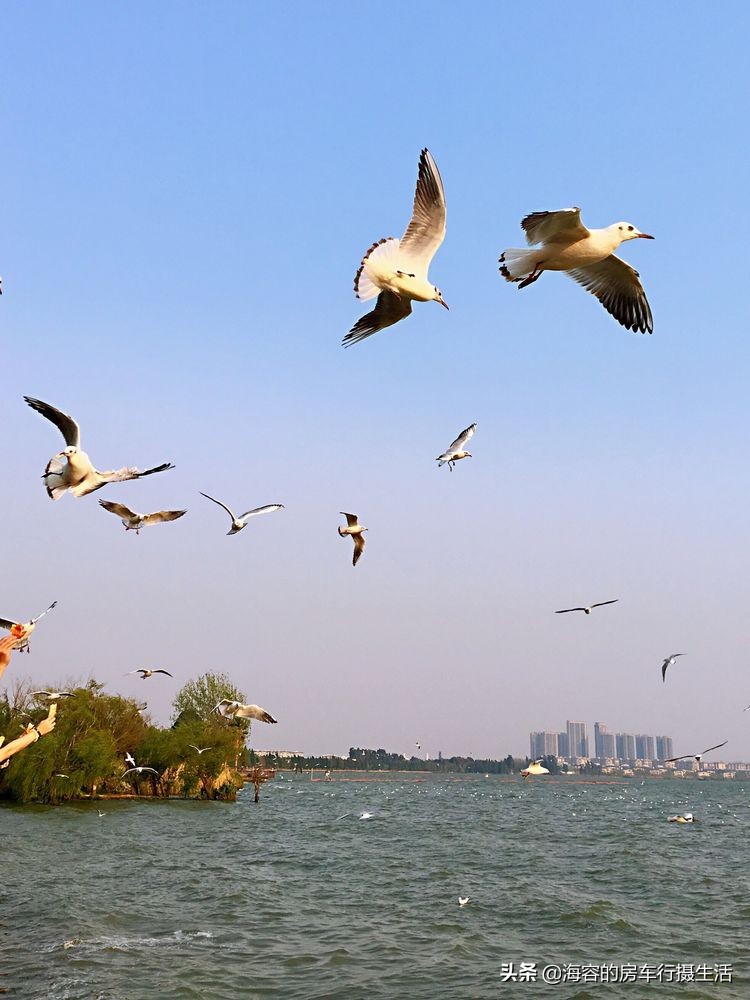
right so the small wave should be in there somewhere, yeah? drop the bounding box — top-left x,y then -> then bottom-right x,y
59,929 -> 213,953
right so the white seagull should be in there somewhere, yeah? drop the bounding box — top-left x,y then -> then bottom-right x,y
338,513 -> 367,566
188,745 -> 214,755
661,653 -> 686,683
436,423 -> 476,470
0,601 -> 57,652
127,668 -> 173,680
98,499 -> 186,534
213,699 -> 278,724
665,741 -> 727,765
458,897 -> 470,907
499,208 -> 654,333
25,396 -> 174,500
32,690 -> 76,701
555,600 -> 618,615
124,752 -> 136,768
199,492 -> 284,535
344,148 -> 448,346
521,760 -> 550,779
121,766 -> 160,778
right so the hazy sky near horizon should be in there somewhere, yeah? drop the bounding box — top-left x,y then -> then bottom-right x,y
2,3 -> 749,760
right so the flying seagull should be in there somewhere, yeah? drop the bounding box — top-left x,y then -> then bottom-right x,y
665,741 -> 728,765
555,600 -> 618,615
121,766 -> 160,778
344,148 -> 448,346
127,668 -> 173,680
436,423 -> 476,470
338,513 -> 367,566
24,396 -> 174,500
499,208 -> 654,333
661,653 -> 686,683
32,690 -> 75,701
458,897 -> 470,907
521,760 -> 550,778
124,752 -> 136,768
97,810 -> 106,818
0,602 -> 57,652
188,745 -> 214,755
199,492 -> 284,535
213,699 -> 278,724
98,500 -> 186,534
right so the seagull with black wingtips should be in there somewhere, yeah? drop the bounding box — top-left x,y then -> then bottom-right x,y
199,492 -> 284,535
664,741 -> 728,765
661,653 -> 686,683
338,513 -> 367,566
555,600 -> 618,616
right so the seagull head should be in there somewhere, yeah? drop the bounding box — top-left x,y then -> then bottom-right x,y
433,286 -> 449,309
56,445 -> 79,459
614,222 -> 654,242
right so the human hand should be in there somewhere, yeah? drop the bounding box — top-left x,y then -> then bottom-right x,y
36,702 -> 57,737
0,635 -> 17,677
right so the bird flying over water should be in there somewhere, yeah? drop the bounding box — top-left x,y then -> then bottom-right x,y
555,600 -> 618,615
24,396 -> 173,500
0,601 -> 57,652
664,741 -> 728,764
344,148 -> 448,346
99,500 -> 186,534
499,208 -> 654,333
199,492 -> 284,535
521,760 -> 550,778
661,653 -> 686,683
214,699 -> 278,724
436,424 -> 476,470
128,668 -> 173,680
338,513 -> 367,566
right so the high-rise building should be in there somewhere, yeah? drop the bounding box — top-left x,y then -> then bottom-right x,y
635,735 -> 656,761
567,720 -> 589,759
529,732 -> 558,758
594,723 -> 615,760
655,736 -> 674,761
616,733 -> 635,762
557,732 -> 569,758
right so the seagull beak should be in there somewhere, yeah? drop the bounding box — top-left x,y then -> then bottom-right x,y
637,233 -> 655,239
439,299 -> 450,310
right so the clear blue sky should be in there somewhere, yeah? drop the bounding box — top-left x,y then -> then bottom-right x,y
3,3 -> 749,760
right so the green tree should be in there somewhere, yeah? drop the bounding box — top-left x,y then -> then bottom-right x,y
171,672 -> 246,724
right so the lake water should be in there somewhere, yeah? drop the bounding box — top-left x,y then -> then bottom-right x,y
2,774 -> 748,999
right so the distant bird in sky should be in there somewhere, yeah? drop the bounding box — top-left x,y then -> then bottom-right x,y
98,500 -> 186,534
665,741 -> 728,764
555,600 -> 618,615
744,704 -> 750,712
128,668 -> 173,680
32,690 -> 75,701
436,423 -> 476,470
199,492 -> 284,535
661,653 -> 686,683
24,396 -> 173,500
0,601 -> 57,652
344,148 -> 448,346
121,766 -> 160,778
338,513 -> 367,566
499,208 -> 654,333
188,745 -> 213,754
458,897 -> 470,907
521,760 -> 550,778
213,699 -> 278,724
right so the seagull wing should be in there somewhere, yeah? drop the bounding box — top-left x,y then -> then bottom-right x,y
91,463 -> 174,493
237,704 -> 278,724
24,397 -> 81,447
399,148 -> 447,276
99,500 -> 138,520
237,504 -> 284,520
152,669 -> 173,677
141,510 -> 187,525
555,608 -> 586,614
352,532 -> 366,566
30,601 -> 57,625
0,617 -> 18,630
567,255 -> 653,334
521,208 -> 589,246
701,741 -> 728,755
343,291 -> 412,347
444,423 -> 476,454
340,512 -> 359,528
662,659 -> 669,683
590,600 -> 618,609
199,492 -> 236,522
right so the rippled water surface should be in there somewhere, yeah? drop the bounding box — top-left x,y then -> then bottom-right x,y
2,775 -> 749,998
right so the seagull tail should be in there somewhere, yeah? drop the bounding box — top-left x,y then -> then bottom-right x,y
499,248 -> 539,283
355,237 -> 400,301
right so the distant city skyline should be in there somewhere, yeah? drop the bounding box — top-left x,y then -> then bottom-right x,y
531,720 -> 674,764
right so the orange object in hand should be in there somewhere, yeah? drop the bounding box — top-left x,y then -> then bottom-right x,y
10,624 -> 26,639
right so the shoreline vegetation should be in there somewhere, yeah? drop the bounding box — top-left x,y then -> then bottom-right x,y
0,671 -> 255,805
